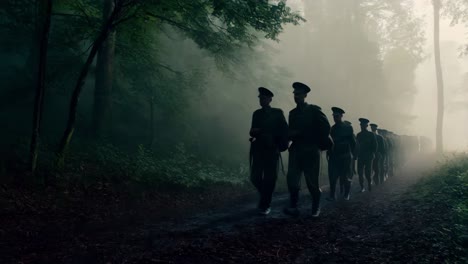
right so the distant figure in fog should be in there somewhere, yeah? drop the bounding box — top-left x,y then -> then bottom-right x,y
356,118 -> 377,192
327,107 -> 356,201
370,124 -> 387,185
284,82 -> 331,218
378,129 -> 391,181
249,87 -> 288,215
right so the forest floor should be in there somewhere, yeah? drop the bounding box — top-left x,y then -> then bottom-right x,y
1,154 -> 467,263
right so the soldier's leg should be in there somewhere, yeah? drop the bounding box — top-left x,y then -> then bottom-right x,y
389,154 -> 394,177
286,150 -> 302,208
339,172 -> 345,195
250,153 -> 264,194
327,157 -> 338,200
260,152 -> 279,210
373,154 -> 380,185
342,156 -> 352,198
365,158 -> 373,191
357,159 -> 365,190
380,155 -> 386,183
304,149 -> 322,214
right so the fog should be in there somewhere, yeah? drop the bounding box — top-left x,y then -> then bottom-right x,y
250,0 -> 468,152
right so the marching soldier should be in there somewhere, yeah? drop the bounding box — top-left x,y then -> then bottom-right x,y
284,82 -> 331,217
370,124 -> 387,185
378,129 -> 391,181
356,118 -> 377,192
249,87 -> 288,215
327,107 -> 356,201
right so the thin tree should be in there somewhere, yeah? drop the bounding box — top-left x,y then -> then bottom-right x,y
30,0 -> 52,176
433,0 -> 445,153
92,0 -> 116,137
56,0 -> 132,165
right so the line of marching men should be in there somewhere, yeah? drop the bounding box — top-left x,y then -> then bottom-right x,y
249,82 -> 418,217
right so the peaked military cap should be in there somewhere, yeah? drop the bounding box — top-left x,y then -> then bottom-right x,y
292,82 -> 311,94
258,87 -> 274,97
370,123 -> 378,128
331,107 -> 345,115
359,118 -> 370,124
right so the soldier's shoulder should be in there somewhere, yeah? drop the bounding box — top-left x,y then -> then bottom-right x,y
308,104 -> 323,112
271,107 -> 284,113
253,109 -> 262,115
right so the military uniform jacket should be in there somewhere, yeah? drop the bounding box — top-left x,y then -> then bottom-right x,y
375,134 -> 387,155
288,103 -> 331,150
329,122 -> 356,157
250,107 -> 288,152
356,130 -> 377,159
385,137 -> 393,153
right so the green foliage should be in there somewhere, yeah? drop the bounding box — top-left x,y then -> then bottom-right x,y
412,154 -> 468,247
133,144 -> 248,187
141,0 -> 304,55
60,141 -> 249,189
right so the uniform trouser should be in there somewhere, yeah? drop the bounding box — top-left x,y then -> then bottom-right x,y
381,154 -> 388,181
357,157 -> 373,189
372,153 -> 382,185
388,154 -> 394,177
328,154 -> 352,198
250,150 -> 279,210
287,146 -> 321,211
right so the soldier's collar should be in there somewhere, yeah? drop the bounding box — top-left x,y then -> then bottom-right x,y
262,105 -> 272,111
297,102 -> 308,109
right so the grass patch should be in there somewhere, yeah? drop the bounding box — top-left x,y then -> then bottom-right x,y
412,153 -> 468,254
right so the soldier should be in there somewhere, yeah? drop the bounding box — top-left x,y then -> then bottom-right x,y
249,87 -> 288,215
284,82 -> 331,217
343,120 -> 357,195
386,131 -> 396,177
356,118 -> 377,192
370,124 -> 387,185
378,129 -> 391,182
327,107 -> 356,201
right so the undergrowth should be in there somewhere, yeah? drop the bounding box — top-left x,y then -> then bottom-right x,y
412,153 -> 468,257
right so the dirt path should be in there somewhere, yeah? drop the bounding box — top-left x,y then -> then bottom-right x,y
8,154 -> 457,263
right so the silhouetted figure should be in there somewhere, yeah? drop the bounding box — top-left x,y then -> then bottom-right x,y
378,129 -> 392,181
284,82 -> 331,218
386,131 -> 396,177
356,118 -> 377,192
370,124 -> 387,185
327,107 -> 356,201
249,87 -> 288,215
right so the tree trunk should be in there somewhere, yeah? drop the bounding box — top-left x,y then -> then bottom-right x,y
30,0 -> 52,176
433,0 -> 445,154
57,5 -> 120,165
92,0 -> 116,137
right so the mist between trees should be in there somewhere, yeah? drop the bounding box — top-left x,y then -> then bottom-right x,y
1,0 -> 468,187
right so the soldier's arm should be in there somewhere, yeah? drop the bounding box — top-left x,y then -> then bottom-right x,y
348,126 -> 357,154
250,111 -> 260,137
277,110 -> 290,150
316,109 -> 331,138
383,138 -> 388,153
288,111 -> 300,140
371,134 -> 378,153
